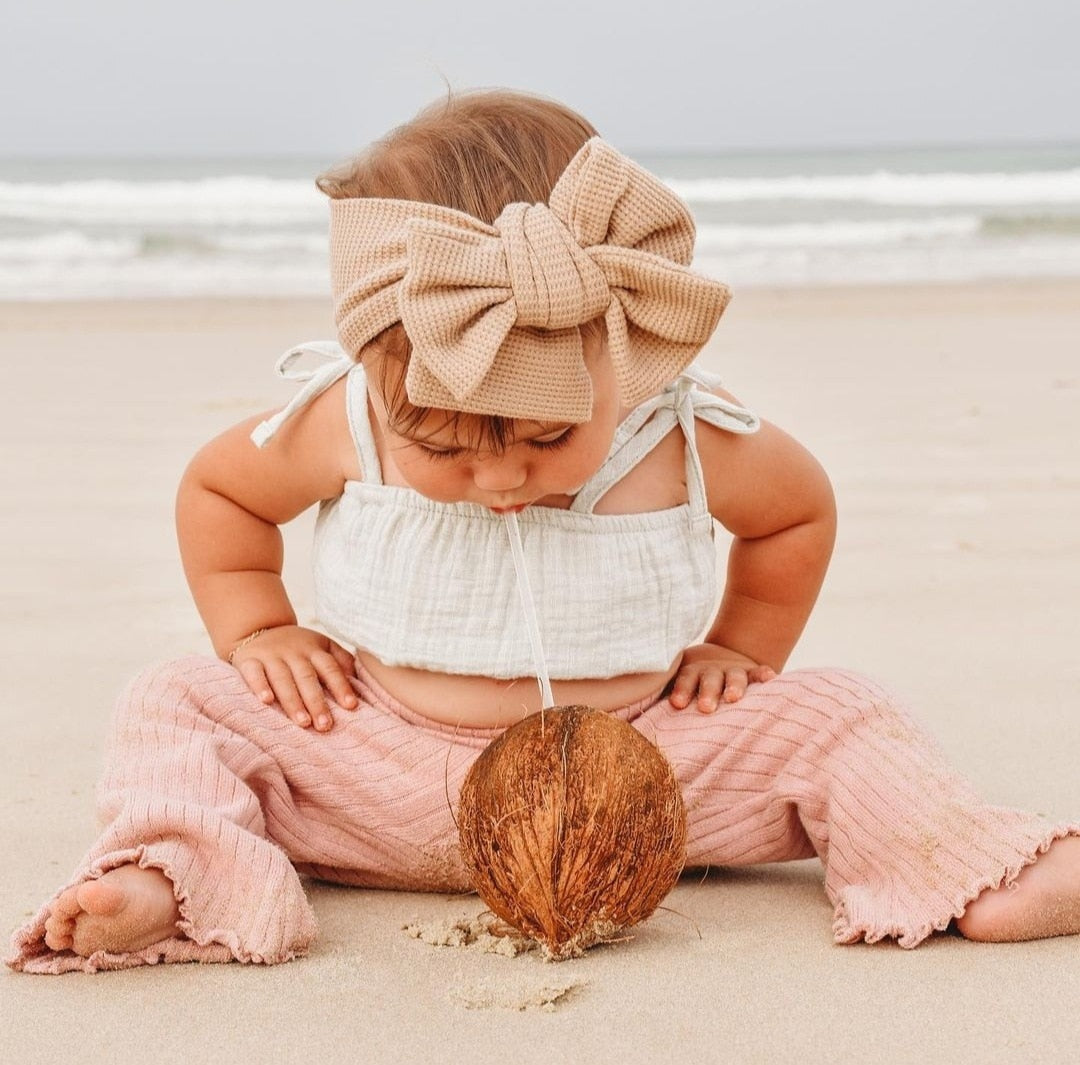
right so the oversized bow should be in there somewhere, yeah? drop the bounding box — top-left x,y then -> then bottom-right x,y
330,138 -> 730,422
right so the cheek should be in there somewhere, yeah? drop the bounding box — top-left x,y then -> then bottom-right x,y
563,445 -> 604,482
573,419 -> 619,478
394,454 -> 463,499
541,435 -> 611,489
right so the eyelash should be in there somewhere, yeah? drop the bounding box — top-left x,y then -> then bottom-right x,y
418,446 -> 464,462
529,429 -> 575,453
418,429 -> 575,462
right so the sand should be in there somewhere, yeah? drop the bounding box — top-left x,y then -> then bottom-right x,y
1,281 -> 1078,1064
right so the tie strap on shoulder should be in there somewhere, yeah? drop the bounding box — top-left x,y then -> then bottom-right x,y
250,341 -> 353,448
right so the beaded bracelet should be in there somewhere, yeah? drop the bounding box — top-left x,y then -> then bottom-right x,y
227,627 -> 271,664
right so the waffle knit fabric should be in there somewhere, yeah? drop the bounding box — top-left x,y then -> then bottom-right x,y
9,657 -> 1077,972
329,138 -> 732,423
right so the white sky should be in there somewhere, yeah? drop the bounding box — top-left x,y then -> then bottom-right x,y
2,0 -> 1078,156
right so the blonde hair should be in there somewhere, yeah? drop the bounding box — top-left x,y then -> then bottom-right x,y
317,89 -> 604,449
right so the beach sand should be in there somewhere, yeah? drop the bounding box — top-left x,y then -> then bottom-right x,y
1,281 -> 1078,1064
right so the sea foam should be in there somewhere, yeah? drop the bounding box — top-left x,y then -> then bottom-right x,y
0,177 -> 322,226
695,216 -> 982,250
2,148 -> 1078,297
666,170 -> 1080,207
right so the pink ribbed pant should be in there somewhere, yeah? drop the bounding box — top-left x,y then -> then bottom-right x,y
9,656 -> 1077,972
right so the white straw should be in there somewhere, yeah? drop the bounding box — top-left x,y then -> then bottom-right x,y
503,512 -> 555,708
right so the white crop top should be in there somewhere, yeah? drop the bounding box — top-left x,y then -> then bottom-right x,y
253,343 -> 760,680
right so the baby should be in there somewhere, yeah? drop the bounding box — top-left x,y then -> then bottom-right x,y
12,89 -> 1080,973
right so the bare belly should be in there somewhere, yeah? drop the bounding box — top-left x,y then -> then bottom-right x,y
356,649 -> 680,728
356,413 -> 698,728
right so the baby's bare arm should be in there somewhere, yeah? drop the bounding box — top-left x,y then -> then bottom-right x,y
177,427 -> 297,657
671,403 -> 837,711
176,379 -> 362,728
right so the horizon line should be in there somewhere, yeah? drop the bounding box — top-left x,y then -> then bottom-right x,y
2,136 -> 1079,166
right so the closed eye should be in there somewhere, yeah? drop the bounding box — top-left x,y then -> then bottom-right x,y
414,426 -> 574,460
416,443 -> 466,461
527,427 -> 575,452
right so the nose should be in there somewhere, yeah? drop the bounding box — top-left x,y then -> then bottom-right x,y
471,453 -> 528,494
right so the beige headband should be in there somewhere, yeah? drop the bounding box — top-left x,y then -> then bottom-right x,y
329,137 -> 730,423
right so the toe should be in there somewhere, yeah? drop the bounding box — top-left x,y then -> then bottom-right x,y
44,911 -> 73,936
77,879 -> 127,917
44,927 -> 74,951
43,895 -> 79,950
43,913 -> 75,950
51,887 -> 84,918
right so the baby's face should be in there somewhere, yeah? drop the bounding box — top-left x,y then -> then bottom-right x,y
370,335 -> 623,511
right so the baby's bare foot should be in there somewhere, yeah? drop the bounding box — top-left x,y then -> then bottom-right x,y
957,835 -> 1080,942
42,864 -> 181,956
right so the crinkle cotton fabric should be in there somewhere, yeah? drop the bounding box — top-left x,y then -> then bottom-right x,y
311,362 -> 759,679
9,657 -> 1077,972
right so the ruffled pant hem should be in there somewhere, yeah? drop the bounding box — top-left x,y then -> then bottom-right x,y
7,843 -> 313,974
831,819 -> 1080,949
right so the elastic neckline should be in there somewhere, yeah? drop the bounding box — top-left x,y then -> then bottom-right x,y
339,480 -> 712,533
344,362 -> 732,520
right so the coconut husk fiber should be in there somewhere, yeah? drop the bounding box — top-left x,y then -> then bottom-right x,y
457,705 -> 687,959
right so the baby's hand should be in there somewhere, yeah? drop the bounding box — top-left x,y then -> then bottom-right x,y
230,625 -> 359,731
668,644 -> 777,713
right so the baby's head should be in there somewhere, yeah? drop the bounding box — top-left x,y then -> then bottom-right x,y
318,89 -> 604,457
319,89 -> 598,226
319,88 -> 729,507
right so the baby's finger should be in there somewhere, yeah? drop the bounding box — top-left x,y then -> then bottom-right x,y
287,661 -> 335,731
312,650 -> 359,711
721,667 -> 750,703
668,668 -> 701,710
748,665 -> 777,686
328,641 -> 358,677
262,660 -> 312,728
695,668 -> 725,713
236,659 -> 276,707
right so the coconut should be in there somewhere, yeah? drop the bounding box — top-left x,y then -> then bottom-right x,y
457,705 -> 687,960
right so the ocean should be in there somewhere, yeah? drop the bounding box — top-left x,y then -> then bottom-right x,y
1,143 -> 1078,299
